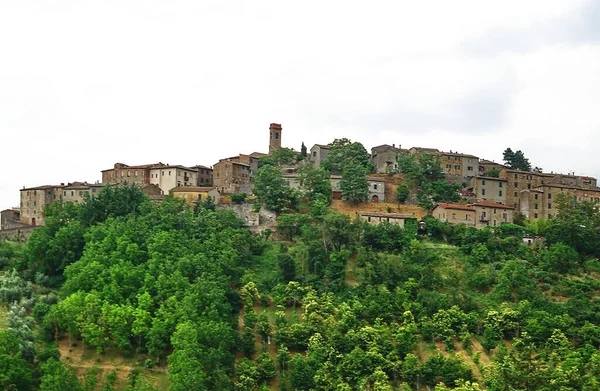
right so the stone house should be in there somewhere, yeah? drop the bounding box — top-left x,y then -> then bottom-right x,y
469,176 -> 508,205
170,187 -> 221,206
191,165 -> 213,186
370,144 -> 409,174
101,162 -> 162,186
309,144 -> 331,168
519,183 -> 600,221
358,212 -> 414,226
432,203 -> 476,226
367,177 -> 386,202
499,169 -> 556,210
439,151 -> 478,177
1,208 -> 28,230
19,185 -> 64,226
478,160 -> 507,176
213,159 -> 251,194
61,182 -> 105,204
471,201 -> 514,228
149,165 -> 198,195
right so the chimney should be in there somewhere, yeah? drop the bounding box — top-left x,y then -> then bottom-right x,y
392,143 -> 395,148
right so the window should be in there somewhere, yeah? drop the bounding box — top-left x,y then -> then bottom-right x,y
312,151 -> 317,157
534,203 -> 538,209
467,166 -> 473,171
446,164 -> 452,168
534,212 -> 538,218
275,132 -> 279,139
514,182 -> 518,188
499,182 -> 502,187
548,193 -> 552,199
482,180 -> 486,185
534,194 -> 538,200
514,192 -> 518,197
514,174 -> 518,179
527,184 -> 531,189
127,171 -> 131,177
373,184 -> 378,190
493,208 -> 497,213
499,190 -> 503,196
482,189 -> 486,195
71,191 -> 74,196
548,203 -> 552,209
455,165 -> 460,169
162,171 -> 164,176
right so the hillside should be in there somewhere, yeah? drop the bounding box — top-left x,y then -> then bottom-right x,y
2,185 -> 600,390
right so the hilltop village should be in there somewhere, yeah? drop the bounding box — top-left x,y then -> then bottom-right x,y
2,122 -> 599,234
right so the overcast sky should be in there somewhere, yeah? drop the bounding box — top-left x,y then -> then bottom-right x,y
1,0 -> 599,211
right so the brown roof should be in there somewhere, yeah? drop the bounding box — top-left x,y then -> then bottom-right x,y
149,165 -> 196,171
472,176 -> 507,181
313,144 -> 331,149
367,177 -> 386,182
471,201 -> 514,210
501,168 -> 555,177
21,185 -> 63,191
441,151 -> 478,159
101,163 -> 163,172
434,203 -> 474,211
170,187 -> 217,194
217,159 -> 250,167
359,212 -> 414,219
538,183 -> 600,192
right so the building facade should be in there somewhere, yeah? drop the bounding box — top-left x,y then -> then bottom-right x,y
371,144 -> 408,174
192,165 -> 213,186
469,176 -> 508,205
471,201 -> 514,228
213,159 -> 251,194
309,144 -> 331,168
358,212 -> 413,226
170,187 -> 221,206
432,203 -> 476,226
149,165 -> 198,194
101,163 -> 161,186
439,152 -> 478,177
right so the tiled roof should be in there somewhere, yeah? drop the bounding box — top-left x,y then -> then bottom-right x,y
170,187 -> 217,194
471,201 -> 514,210
359,212 -> 414,219
434,203 -> 474,211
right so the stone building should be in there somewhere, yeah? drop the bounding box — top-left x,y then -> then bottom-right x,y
19,185 -> 63,226
432,203 -> 476,226
478,159 -> 507,176
409,147 -> 441,157
213,159 -> 251,194
269,123 -> 282,154
471,201 -> 514,228
101,162 -> 162,186
368,177 -> 386,203
1,208 -> 28,230
439,151 -> 478,177
309,144 -> 331,168
519,183 -> 600,221
170,187 -> 221,206
149,165 -> 198,194
192,165 -> 213,186
499,169 -> 556,210
358,212 -> 414,226
370,144 -> 409,174
469,176 -> 508,205
61,182 -> 105,204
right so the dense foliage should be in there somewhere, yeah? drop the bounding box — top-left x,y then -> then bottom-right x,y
4,183 -> 600,390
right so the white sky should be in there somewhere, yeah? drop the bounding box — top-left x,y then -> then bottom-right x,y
1,0 -> 599,211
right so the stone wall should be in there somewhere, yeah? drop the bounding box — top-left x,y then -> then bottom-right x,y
0,226 -> 36,241
217,203 -> 277,227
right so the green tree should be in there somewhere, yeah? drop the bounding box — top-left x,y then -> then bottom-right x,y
298,166 -> 332,203
0,330 -> 33,391
253,165 -> 298,213
300,142 -> 307,158
340,162 -> 368,204
503,148 -> 532,171
323,138 -> 371,174
39,358 -> 82,391
396,184 -> 410,203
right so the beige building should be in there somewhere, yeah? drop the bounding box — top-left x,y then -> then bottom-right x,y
149,165 -> 198,195
469,176 -> 508,205
432,203 -> 476,226
371,144 -> 409,174
309,144 -> 331,168
61,182 -> 105,204
358,212 -> 414,226
471,201 -> 514,228
519,183 -> 600,221
368,177 -> 386,203
499,169 -> 556,210
439,151 -> 478,177
19,185 -> 63,226
213,159 -> 252,194
170,187 -> 221,206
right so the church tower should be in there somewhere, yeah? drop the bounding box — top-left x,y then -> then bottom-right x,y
269,123 -> 282,155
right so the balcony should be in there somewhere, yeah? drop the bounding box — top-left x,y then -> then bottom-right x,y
479,214 -> 489,222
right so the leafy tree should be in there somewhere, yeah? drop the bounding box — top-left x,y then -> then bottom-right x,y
253,165 -> 298,213
323,138 -> 371,174
340,162 -> 368,204
298,166 -> 332,203
396,184 -> 410,203
484,169 -> 500,177
503,148 -> 532,171
230,193 -> 247,204
39,358 -> 82,391
300,142 -> 307,158
0,330 -> 33,391
270,147 -> 298,166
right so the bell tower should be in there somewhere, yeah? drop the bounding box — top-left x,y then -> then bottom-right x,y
269,123 -> 282,155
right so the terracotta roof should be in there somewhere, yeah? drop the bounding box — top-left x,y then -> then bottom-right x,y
471,201 -> 514,210
359,212 -> 414,219
434,203 -> 474,211
149,165 -> 196,171
21,185 -> 64,191
216,159 -> 250,167
101,163 -> 163,172
367,177 -> 385,182
170,186 -> 217,194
